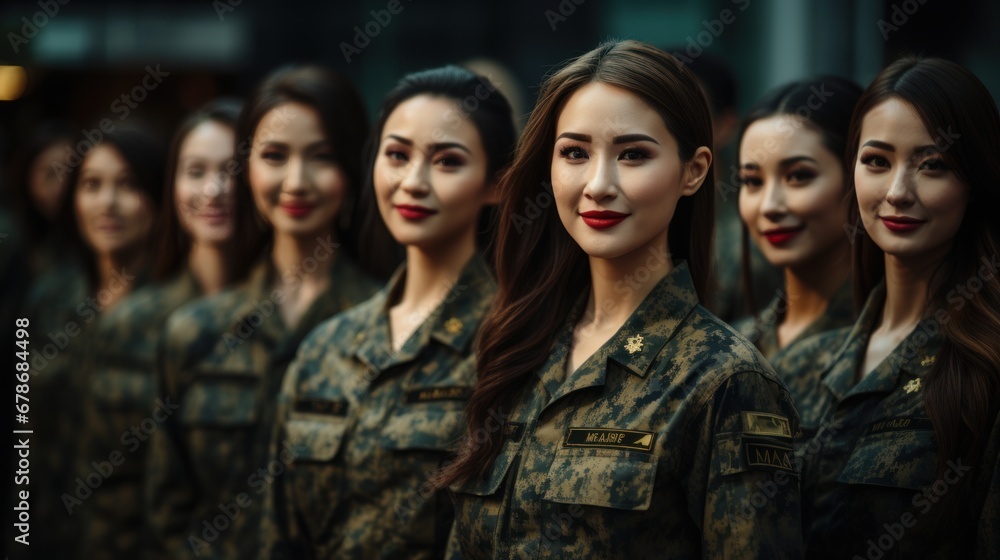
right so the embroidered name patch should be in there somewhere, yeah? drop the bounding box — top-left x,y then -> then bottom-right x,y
503,422 -> 525,442
402,386 -> 473,404
742,412 -> 792,437
865,416 -> 933,435
563,428 -> 656,452
745,441 -> 795,472
294,398 -> 348,416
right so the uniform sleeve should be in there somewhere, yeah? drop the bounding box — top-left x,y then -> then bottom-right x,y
144,319 -> 199,559
688,369 -> 803,560
257,354 -> 305,560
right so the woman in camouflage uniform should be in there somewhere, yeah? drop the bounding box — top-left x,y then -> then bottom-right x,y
145,66 -> 392,559
24,125 -> 164,559
75,99 -> 241,559
801,57 -> 1000,559
259,65 -> 515,559
438,40 -> 802,559
732,77 -> 862,407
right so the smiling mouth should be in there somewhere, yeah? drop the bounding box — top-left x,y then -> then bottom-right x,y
280,203 -> 315,218
880,216 -> 926,233
761,226 -> 805,246
579,210 -> 630,229
396,204 -> 438,220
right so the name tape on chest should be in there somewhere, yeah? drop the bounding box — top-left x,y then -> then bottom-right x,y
402,386 -> 473,404
864,416 -> 933,435
742,412 -> 792,438
293,398 -> 348,416
563,428 -> 656,452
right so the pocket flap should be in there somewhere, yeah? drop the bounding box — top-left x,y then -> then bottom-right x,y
543,448 -> 657,510
381,406 -> 466,451
179,380 -> 258,426
285,417 -> 348,462
837,425 -> 937,490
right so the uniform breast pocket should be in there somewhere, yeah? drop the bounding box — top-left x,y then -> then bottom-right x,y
283,416 -> 350,542
285,416 -> 349,463
179,378 -> 259,428
540,448 -> 658,547
381,402 -> 466,452
837,424 -> 938,490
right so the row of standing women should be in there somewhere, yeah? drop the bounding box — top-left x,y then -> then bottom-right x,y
15,39 -> 999,559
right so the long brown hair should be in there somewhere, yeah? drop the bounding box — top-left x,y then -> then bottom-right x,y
153,98 -> 242,280
438,40 -> 715,486
847,57 -> 1000,527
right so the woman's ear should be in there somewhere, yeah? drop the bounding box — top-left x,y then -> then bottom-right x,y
680,146 -> 712,196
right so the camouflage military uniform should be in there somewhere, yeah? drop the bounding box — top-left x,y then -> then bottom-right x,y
800,283 -> 1000,559
145,256 -> 379,560
76,270 -> 200,559
22,262 -> 94,560
733,280 -> 854,413
260,253 -> 495,559
447,262 -> 802,559
733,280 -> 853,361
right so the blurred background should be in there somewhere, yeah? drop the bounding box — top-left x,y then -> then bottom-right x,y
1,0 -> 997,158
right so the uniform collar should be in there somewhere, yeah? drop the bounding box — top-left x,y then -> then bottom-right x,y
604,261 -> 699,377
227,254 -> 370,347
535,262 -> 700,408
821,281 -> 943,402
353,253 -> 496,375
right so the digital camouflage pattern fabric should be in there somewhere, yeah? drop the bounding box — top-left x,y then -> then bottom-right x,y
76,270 -> 200,559
145,255 -> 379,560
260,254 -> 495,559
733,280 -> 854,414
23,262 -> 105,560
447,262 -> 802,560
800,283 -> 1000,559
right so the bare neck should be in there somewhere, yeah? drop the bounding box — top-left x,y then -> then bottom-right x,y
782,244 -> 850,330
95,252 -> 143,311
584,243 -> 672,329
396,236 -> 476,311
187,242 -> 229,295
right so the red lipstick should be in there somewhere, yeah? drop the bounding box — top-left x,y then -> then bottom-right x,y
580,210 -> 630,229
280,202 -> 315,218
396,204 -> 438,220
761,226 -> 804,246
880,216 -> 925,233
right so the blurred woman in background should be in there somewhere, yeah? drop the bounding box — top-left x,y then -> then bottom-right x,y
24,124 -> 164,559
145,65 -> 393,560
77,99 -> 241,560
261,65 -> 514,558
733,77 -> 862,412
801,57 -> 1000,559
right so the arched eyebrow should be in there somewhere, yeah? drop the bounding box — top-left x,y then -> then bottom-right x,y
861,139 -> 942,156
385,134 -> 471,154
556,132 -> 659,145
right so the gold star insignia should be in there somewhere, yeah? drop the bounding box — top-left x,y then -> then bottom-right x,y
625,334 -> 644,354
444,317 -> 463,334
904,378 -> 921,394
920,356 -> 936,366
